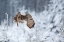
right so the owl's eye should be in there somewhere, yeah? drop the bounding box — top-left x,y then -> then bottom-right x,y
18,17 -> 21,18
30,19 -> 33,20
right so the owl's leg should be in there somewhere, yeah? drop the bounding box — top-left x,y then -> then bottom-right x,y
17,22 -> 18,27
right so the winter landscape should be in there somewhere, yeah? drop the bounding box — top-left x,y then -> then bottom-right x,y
0,0 -> 64,42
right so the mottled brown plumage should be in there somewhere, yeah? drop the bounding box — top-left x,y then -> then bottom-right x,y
14,12 -> 35,28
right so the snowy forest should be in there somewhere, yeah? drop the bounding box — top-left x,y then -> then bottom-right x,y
0,0 -> 64,42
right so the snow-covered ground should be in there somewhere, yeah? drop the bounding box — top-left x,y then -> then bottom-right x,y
0,0 -> 64,42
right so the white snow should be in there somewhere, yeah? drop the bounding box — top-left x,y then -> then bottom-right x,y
0,0 -> 64,42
